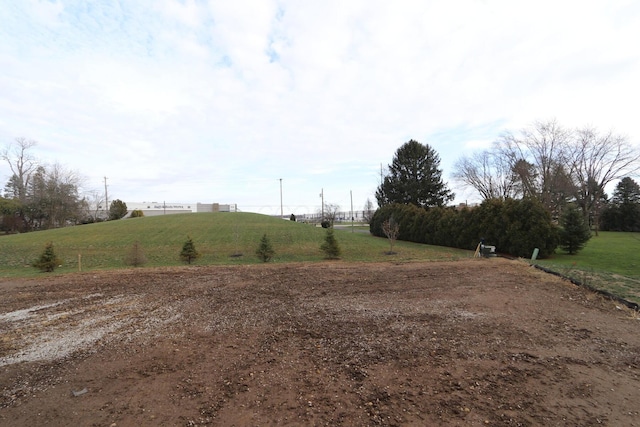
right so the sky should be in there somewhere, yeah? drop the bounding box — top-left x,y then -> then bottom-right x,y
1,0 -> 639,216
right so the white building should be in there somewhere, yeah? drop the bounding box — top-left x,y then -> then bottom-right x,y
125,202 -> 237,217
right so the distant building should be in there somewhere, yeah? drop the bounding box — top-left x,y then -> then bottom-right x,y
125,202 -> 237,217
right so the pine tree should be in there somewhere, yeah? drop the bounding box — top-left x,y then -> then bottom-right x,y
601,177 -> 640,231
108,199 -> 128,220
560,204 -> 591,255
256,233 -> 275,262
180,236 -> 201,264
376,140 -> 454,208
320,228 -> 342,259
32,241 -> 62,272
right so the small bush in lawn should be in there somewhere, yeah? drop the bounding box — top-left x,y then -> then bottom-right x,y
256,233 -> 275,262
321,219 -> 331,228
130,209 -> 144,218
180,236 -> 201,264
125,241 -> 147,267
320,228 -> 341,259
33,242 -> 62,272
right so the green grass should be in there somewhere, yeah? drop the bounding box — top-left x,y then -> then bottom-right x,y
537,231 -> 640,305
0,212 -> 470,278
4,216 -> 638,306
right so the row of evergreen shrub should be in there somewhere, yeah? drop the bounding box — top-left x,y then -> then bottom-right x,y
370,198 -> 559,258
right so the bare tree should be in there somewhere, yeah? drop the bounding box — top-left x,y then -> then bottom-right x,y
571,127 -> 640,234
41,163 -> 84,228
496,119 -> 574,217
81,190 -> 107,222
323,202 -> 340,227
2,138 -> 39,202
362,198 -> 376,223
452,148 -> 521,200
382,217 -> 400,254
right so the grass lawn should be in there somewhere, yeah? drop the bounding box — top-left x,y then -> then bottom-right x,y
2,215 -> 638,306
537,231 -> 640,305
0,212 -> 469,278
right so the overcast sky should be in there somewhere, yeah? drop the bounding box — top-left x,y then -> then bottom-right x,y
1,1 -> 639,215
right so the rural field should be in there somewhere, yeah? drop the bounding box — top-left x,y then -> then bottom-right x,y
1,258 -> 639,426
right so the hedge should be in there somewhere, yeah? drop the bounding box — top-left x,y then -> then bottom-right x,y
370,198 -> 559,258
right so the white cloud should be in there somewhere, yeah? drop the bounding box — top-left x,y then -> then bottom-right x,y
0,0 -> 639,213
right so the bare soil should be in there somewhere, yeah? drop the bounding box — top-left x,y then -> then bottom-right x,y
1,259 -> 639,426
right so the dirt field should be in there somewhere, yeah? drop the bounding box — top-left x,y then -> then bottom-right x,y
1,258 -> 639,426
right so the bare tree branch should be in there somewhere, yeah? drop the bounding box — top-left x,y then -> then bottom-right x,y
571,127 -> 640,233
1,138 -> 39,202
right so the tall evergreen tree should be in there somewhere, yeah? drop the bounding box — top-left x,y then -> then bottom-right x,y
376,140 -> 453,209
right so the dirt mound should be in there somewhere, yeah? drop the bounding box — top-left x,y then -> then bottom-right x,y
1,259 -> 639,426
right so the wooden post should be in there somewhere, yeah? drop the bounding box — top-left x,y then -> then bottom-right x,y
78,254 -> 82,272
473,243 -> 481,258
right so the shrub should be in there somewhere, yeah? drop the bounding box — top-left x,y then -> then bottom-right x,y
256,233 -> 275,262
130,209 -> 144,218
320,219 -> 331,228
33,242 -> 62,272
180,236 -> 201,264
290,213 -> 296,221
124,240 -> 148,267
320,228 -> 341,259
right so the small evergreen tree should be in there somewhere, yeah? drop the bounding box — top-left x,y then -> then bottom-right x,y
124,240 -> 147,267
560,204 -> 591,254
320,228 -> 341,259
289,213 -> 296,221
33,241 -> 62,272
256,233 -> 275,262
180,236 -> 201,264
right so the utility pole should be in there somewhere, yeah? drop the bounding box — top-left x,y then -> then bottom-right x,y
279,178 -> 283,219
104,176 -> 108,217
320,188 -> 324,220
